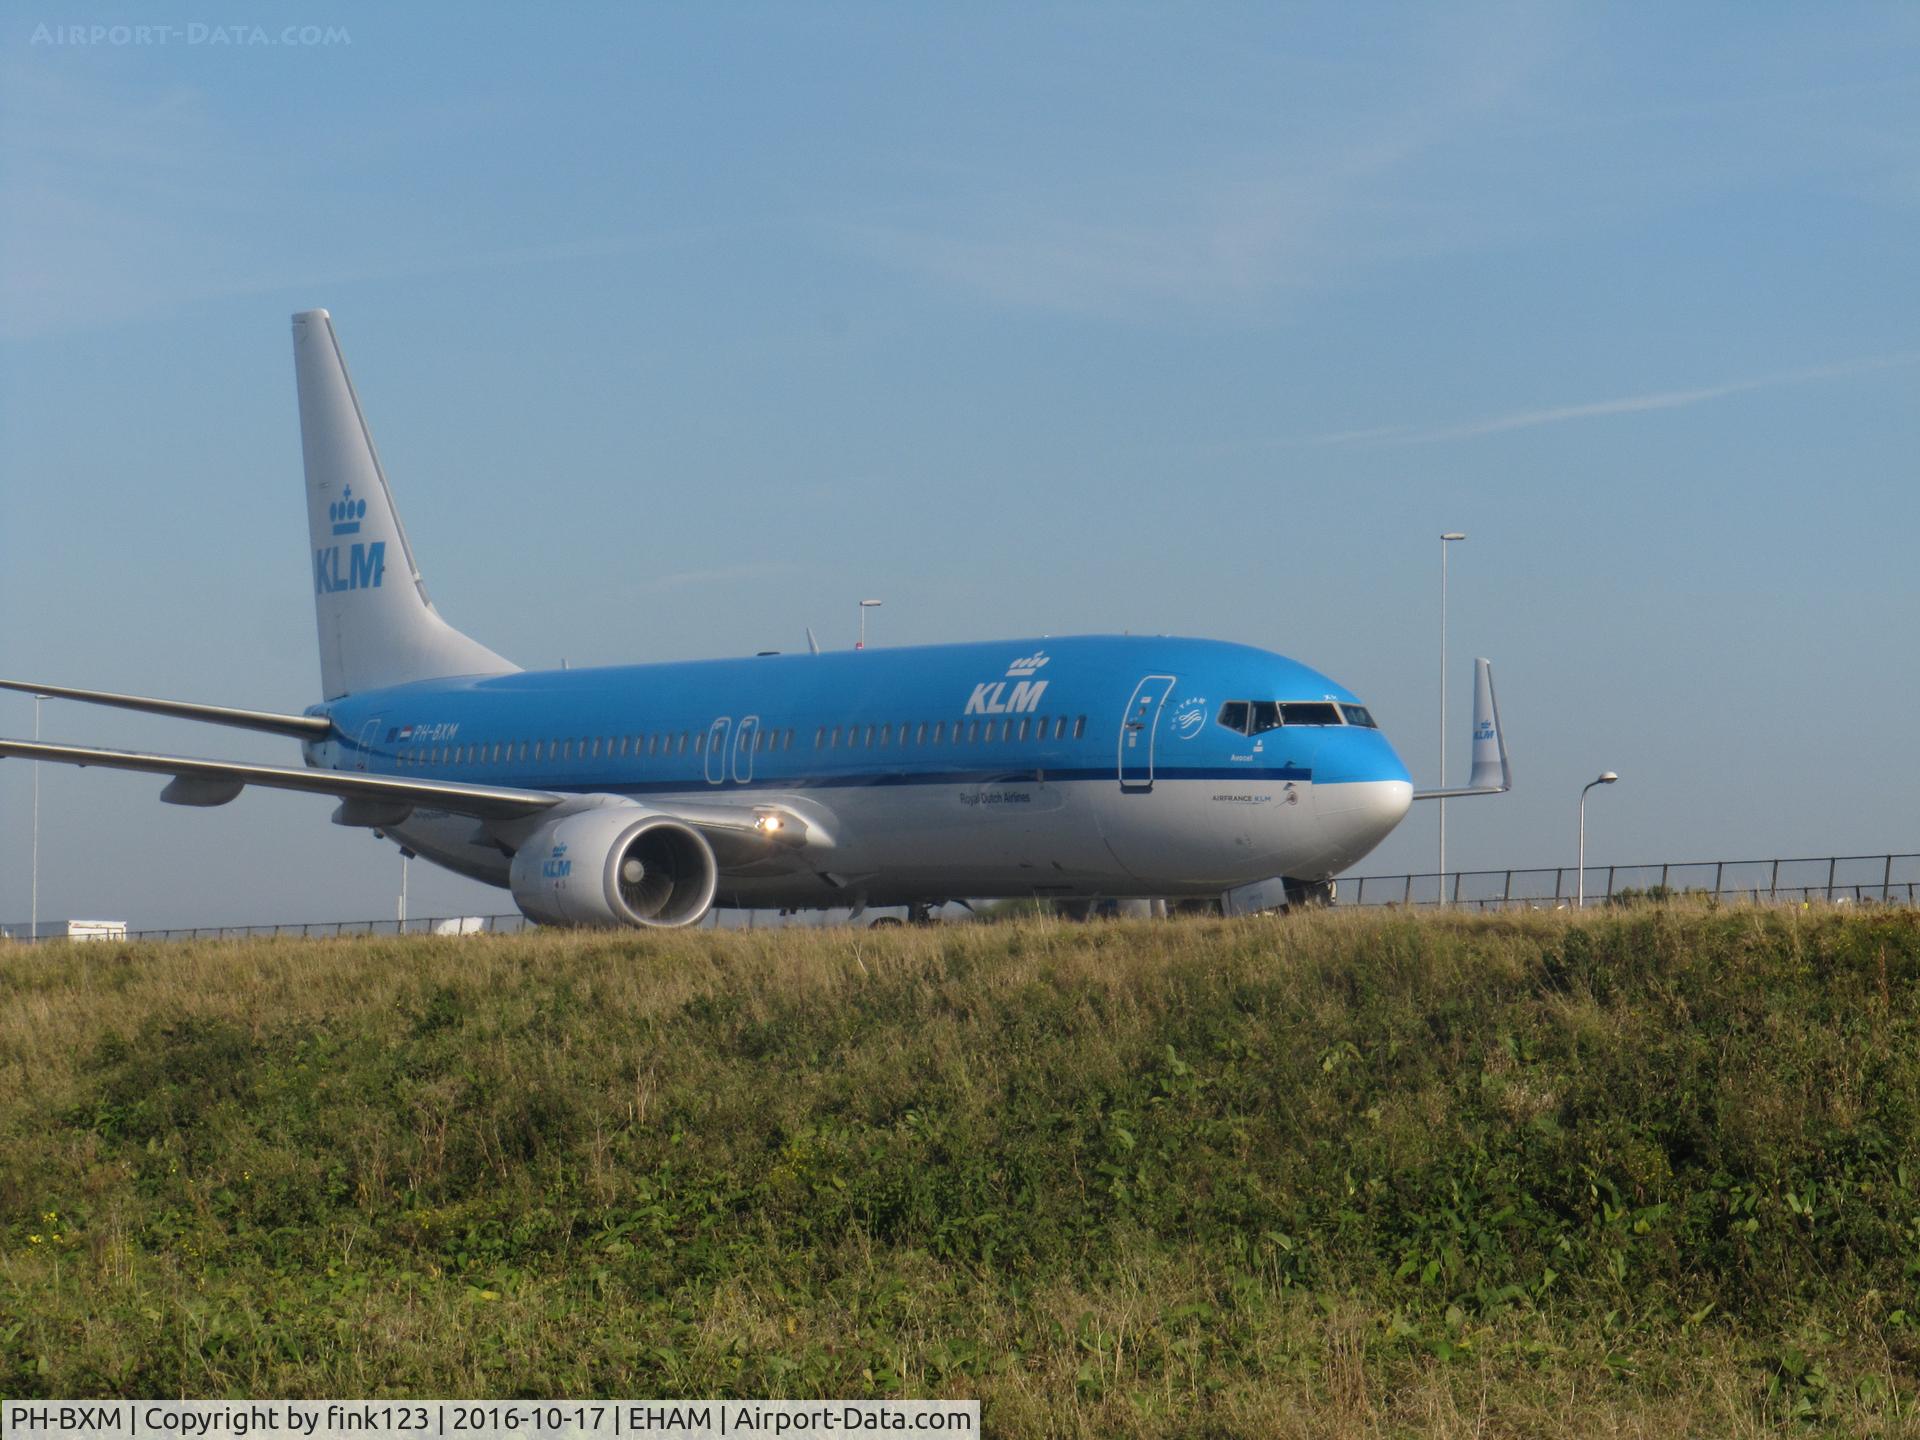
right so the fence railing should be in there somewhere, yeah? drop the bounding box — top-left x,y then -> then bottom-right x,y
0,913 -> 534,943
3,852 -> 1915,941
1340,853 -> 1920,910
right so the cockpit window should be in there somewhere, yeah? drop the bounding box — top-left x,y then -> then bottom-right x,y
1219,698 -> 1358,732
1279,702 -> 1342,726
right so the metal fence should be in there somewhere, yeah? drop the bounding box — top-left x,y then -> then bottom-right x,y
0,913 -> 536,943
1341,853 -> 1920,910
4,852 -> 1916,942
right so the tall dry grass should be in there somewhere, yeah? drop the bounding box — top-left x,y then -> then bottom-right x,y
1,906 -> 1917,1435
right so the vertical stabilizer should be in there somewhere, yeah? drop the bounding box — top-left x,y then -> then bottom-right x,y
293,310 -> 518,699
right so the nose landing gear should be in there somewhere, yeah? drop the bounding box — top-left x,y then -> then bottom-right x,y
1281,877 -> 1337,910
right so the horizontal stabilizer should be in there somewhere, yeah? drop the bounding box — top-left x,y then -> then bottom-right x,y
0,679 -> 332,739
1413,657 -> 1511,800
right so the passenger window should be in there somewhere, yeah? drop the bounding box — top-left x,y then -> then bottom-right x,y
828,726 -> 840,749
1280,702 -> 1341,726
878,724 -> 891,748
694,733 -> 705,754
1017,717 -> 1030,741
966,721 -> 979,743
815,726 -> 825,749
785,729 -> 794,749
933,721 -> 946,744
1074,716 -> 1086,739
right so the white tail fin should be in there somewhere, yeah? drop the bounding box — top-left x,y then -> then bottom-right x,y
1413,656 -> 1511,800
293,310 -> 517,699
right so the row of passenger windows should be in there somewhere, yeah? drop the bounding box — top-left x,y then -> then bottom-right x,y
814,714 -> 1086,749
1216,700 -> 1377,735
396,727 -> 767,769
390,713 -> 1090,770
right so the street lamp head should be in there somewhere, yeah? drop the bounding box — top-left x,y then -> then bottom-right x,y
860,599 -> 883,608
1441,532 -> 1467,541
1597,771 -> 1618,784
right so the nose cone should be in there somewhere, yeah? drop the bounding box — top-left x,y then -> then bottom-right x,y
1310,728 -> 1414,871
1316,779 -> 1415,872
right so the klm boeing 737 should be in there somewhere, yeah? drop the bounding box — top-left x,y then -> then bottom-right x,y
0,312 -> 1509,928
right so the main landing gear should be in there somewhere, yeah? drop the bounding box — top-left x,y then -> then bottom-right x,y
869,901 -> 941,928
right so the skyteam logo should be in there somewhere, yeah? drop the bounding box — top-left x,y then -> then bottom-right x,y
1171,696 -> 1208,740
329,485 -> 368,535
964,650 -> 1051,716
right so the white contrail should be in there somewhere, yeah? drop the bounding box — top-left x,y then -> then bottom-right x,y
1318,352 -> 1920,446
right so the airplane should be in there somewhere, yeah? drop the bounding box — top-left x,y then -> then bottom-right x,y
0,311 -> 1510,929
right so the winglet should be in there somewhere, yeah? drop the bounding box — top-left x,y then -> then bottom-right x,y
1413,657 -> 1511,800
1466,657 -> 1510,791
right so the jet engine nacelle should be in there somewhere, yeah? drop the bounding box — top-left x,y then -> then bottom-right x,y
508,804 -> 717,929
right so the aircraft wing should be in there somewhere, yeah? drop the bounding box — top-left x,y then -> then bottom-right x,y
1413,657 -> 1512,800
0,738 -> 827,860
0,738 -> 560,820
0,679 -> 332,739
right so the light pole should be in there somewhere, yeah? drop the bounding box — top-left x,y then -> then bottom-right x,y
857,598 -> 882,650
1577,772 -> 1619,908
1438,532 -> 1467,903
30,693 -> 44,942
399,849 -> 411,929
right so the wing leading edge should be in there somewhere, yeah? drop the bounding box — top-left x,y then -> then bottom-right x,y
0,679 -> 332,739
0,738 -> 825,862
0,738 -> 558,820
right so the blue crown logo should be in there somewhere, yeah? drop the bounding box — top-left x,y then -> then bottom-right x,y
329,485 -> 368,536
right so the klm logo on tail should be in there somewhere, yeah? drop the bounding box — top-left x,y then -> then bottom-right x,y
315,485 -> 385,593
314,540 -> 386,594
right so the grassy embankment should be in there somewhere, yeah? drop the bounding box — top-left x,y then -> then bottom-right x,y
3,907 -> 1920,1436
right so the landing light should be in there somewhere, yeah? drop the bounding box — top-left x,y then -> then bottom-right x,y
756,814 -> 784,833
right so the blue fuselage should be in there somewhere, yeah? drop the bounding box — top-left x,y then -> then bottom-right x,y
307,634 -> 1413,907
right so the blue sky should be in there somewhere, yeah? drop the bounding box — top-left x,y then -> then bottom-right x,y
2,3 -> 1916,928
